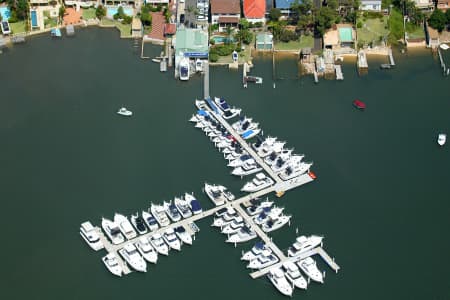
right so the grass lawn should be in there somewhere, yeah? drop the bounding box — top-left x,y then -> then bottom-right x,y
214,45 -> 252,64
82,8 -> 96,20
101,19 -> 131,38
10,21 -> 26,34
275,35 -> 314,50
406,22 -> 425,39
45,18 -> 58,29
388,8 -> 404,43
357,15 -> 389,44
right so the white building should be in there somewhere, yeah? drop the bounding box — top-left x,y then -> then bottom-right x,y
359,0 -> 382,11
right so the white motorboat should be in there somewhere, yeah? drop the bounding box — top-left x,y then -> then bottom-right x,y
247,249 -> 279,269
142,211 -> 159,231
163,228 -> 181,251
241,241 -> 266,261
265,149 -> 293,166
130,213 -> 148,235
246,199 -> 273,216
282,261 -> 308,290
185,193 -> 203,215
297,257 -> 323,283
117,107 -> 132,116
440,43 -> 449,50
221,217 -> 245,234
119,243 -> 147,272
174,196 -> 193,218
174,226 -> 193,245
195,99 -> 207,110
267,268 -> 294,297
262,215 -> 291,233
163,200 -> 182,222
101,217 -> 125,245
271,157 -> 290,174
253,136 -> 277,152
272,154 -> 303,174
150,203 -> 171,227
204,182 -> 227,206
232,117 -> 259,135
287,235 -> 323,257
149,233 -> 169,256
241,173 -> 274,192
279,162 -> 313,181
189,114 -> 199,123
222,186 -> 235,201
241,128 -> 261,140
102,253 -> 122,277
114,213 -> 137,240
212,207 -> 237,227
80,221 -> 104,251
228,154 -> 253,168
232,50 -> 238,62
195,58 -> 203,72
226,226 -> 257,243
254,206 -> 284,225
214,97 -> 241,119
179,57 -> 190,81
258,141 -> 286,158
232,160 -> 262,176
438,133 -> 446,146
135,237 -> 158,264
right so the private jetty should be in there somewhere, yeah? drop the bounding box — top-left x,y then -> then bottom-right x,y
81,98 -> 339,296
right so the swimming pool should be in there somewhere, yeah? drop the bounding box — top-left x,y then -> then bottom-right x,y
211,36 -> 235,44
106,6 -> 133,18
0,6 -> 11,20
31,10 -> 38,28
339,27 -> 353,43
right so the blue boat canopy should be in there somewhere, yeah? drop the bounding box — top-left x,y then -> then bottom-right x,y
190,199 -> 202,211
241,130 -> 254,138
206,98 -> 220,114
197,109 -> 208,116
255,241 -> 264,249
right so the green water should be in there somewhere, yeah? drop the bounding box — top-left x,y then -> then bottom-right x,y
1,28 -> 449,299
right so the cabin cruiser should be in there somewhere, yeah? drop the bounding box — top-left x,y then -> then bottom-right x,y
131,213 -> 148,235
254,206 -> 284,225
228,154 -> 253,168
102,253 -> 123,277
215,207 -> 229,218
282,261 -> 308,290
214,97 -> 241,119
185,193 -> 203,214
174,196 -> 193,218
258,141 -> 286,158
212,207 -> 238,227
287,235 -> 323,257
267,268 -> 294,297
163,228 -> 181,251
297,257 -> 323,283
150,203 -> 171,227
241,128 -> 261,140
246,199 -> 273,216
114,213 -> 137,240
253,136 -> 277,152
179,57 -> 189,81
261,215 -> 291,233
80,221 -> 104,251
195,58 -> 203,72
174,226 -> 193,245
247,249 -> 279,269
117,107 -> 132,116
272,155 -> 303,174
232,117 -> 259,135
142,211 -> 159,231
241,241 -> 267,261
226,226 -> 257,243
232,160 -> 262,176
204,183 -> 227,206
149,233 -> 169,256
438,133 -> 446,146
163,201 -> 182,222
119,243 -> 147,272
279,162 -> 313,181
241,173 -> 274,192
221,217 -> 245,234
101,218 -> 125,245
135,237 -> 158,264
265,149 -> 293,166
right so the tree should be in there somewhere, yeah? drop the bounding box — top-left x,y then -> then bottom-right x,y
446,8 -> 450,24
428,9 -> 447,32
140,5 -> 152,26
15,0 -> 29,20
269,8 -> 281,22
315,7 -> 337,36
235,29 -> 253,45
225,25 -> 233,44
239,18 -> 250,30
95,5 -> 106,20
59,6 -> 66,23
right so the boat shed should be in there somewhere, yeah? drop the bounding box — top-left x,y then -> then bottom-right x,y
66,25 -> 75,36
174,28 -> 209,58
256,32 -> 273,50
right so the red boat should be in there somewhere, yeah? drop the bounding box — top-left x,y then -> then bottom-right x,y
353,99 -> 366,110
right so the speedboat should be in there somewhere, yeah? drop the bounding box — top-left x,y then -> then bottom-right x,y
163,201 -> 182,222
102,253 -> 122,277
228,154 -> 253,168
353,99 -> 366,110
80,221 -> 104,251
261,215 -> 291,233
179,57 -> 189,81
163,228 -> 181,251
174,226 -> 193,245
185,193 -> 202,214
232,117 -> 259,135
241,241 -> 266,261
279,162 -> 313,180
117,107 -> 132,116
119,243 -> 147,272
232,160 -> 262,176
130,213 -> 148,235
135,237 -> 158,264
267,268 -> 294,297
241,173 -> 274,192
204,183 -> 227,206
221,217 -> 245,234
195,99 -> 207,110
265,149 -> 293,166
287,235 -> 323,257
258,141 -> 285,158
149,233 -> 169,256
254,136 -> 277,154
241,128 -> 261,140
271,157 -> 289,174
438,133 -> 446,146
226,226 -> 257,243
297,257 -> 323,283
440,43 -> 450,50
114,213 -> 137,240
195,58 -> 203,72
214,97 -> 241,119
101,218 -> 125,245
142,211 -> 159,231
247,252 -> 279,269
254,207 -> 284,225
232,50 -> 238,62
282,261 -> 308,289
246,199 -> 273,216
150,203 -> 171,227
215,207 -> 229,218
174,196 -> 193,218
212,207 -> 237,227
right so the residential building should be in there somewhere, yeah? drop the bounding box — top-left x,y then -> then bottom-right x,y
412,0 -> 434,11
323,24 -> 355,50
244,0 -> 266,24
210,0 -> 240,31
437,0 -> 449,11
274,0 -> 295,16
359,0 -> 382,11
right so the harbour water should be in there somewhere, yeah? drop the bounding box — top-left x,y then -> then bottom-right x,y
1,28 -> 450,299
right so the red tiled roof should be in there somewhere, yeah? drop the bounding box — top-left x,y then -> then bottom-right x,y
164,23 -> 176,35
211,0 -> 240,14
244,0 -> 266,19
218,16 -> 240,23
148,12 -> 165,41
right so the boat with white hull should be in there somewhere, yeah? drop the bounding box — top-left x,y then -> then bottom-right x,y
246,199 -> 273,216
282,261 -> 308,290
297,257 -> 323,283
267,268 -> 293,297
185,193 -> 203,215
221,217 -> 245,234
212,207 -> 238,227
174,196 -> 193,218
279,162 -> 313,180
174,226 -> 193,245
117,107 -> 132,116
179,57 -> 190,81
232,160 -> 262,176
101,218 -> 125,245
253,136 -> 276,152
163,228 -> 181,251
254,207 -> 284,225
438,133 -> 446,146
150,233 -> 169,256
262,215 -> 291,233
241,173 -> 274,192
204,183 -> 227,206
226,226 -> 257,243
232,117 -> 259,135
228,154 -> 253,168
102,253 -> 123,277
150,203 -> 171,227
114,213 -> 137,240
163,201 -> 182,222
119,243 -> 147,272
258,141 -> 286,158
214,97 -> 241,119
241,241 -> 267,261
80,221 -> 104,251
247,249 -> 279,269
287,235 -> 323,257
135,237 -> 158,264
130,213 -> 148,235
142,211 -> 159,231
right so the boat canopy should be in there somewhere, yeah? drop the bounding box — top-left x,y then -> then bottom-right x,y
175,226 -> 186,233
197,109 -> 208,117
190,199 -> 202,212
255,241 -> 265,249
241,130 -> 254,138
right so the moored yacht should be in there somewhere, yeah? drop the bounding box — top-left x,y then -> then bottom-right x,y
226,226 -> 257,243
163,228 -> 181,251
117,107 -> 132,116
241,173 -> 274,192
228,154 -> 253,168
232,160 -> 262,176
135,237 -> 158,264
214,97 -> 241,119
119,243 -> 147,272
179,57 -> 190,81
221,217 -> 245,234
163,200 -> 182,222
174,226 -> 193,245
282,261 -> 308,290
247,249 -> 279,269
185,193 -> 202,215
80,221 -> 104,251
150,203 -> 171,227
150,233 -> 169,256
212,207 -> 237,227
241,241 -> 266,261
204,182 -> 227,206
102,253 -> 123,277
130,213 -> 148,235
101,217 -> 125,245
279,162 -> 313,181
241,128 -> 261,140
287,235 -> 323,257
297,257 -> 323,283
174,196 -> 193,218
438,133 -> 446,146
253,136 -> 276,152
232,117 -> 259,135
246,199 -> 273,216
262,215 -> 291,233
258,140 -> 285,158
267,268 -> 293,297
254,206 -> 284,225
114,213 -> 137,240
142,211 -> 159,231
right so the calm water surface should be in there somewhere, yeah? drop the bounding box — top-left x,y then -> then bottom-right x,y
0,28 -> 449,300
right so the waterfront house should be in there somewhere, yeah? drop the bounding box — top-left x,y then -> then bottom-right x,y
210,0 -> 240,32
359,0 -> 382,11
437,0 -> 449,11
64,0 -> 97,8
256,32 -> 273,50
323,24 -> 356,51
274,0 -> 295,17
412,0 -> 434,11
244,0 -> 266,24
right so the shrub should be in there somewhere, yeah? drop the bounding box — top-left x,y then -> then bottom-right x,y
357,21 -> 363,28
122,15 -> 132,24
209,38 -> 215,45
209,52 -> 219,62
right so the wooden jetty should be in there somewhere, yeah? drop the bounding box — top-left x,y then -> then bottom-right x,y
357,50 -> 368,75
388,48 -> 395,66
335,65 -> 344,80
160,58 -> 167,72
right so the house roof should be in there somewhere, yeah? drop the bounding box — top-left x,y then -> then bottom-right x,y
211,0 -> 241,14
175,28 -> 209,56
244,0 -> 266,19
164,23 -> 176,35
256,32 -> 273,44
218,16 -> 240,23
275,0 -> 296,9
